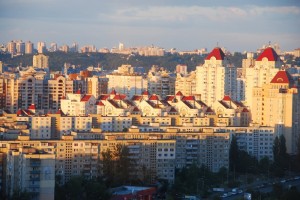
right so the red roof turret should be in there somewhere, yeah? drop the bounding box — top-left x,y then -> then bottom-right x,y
222,95 -> 231,101
176,91 -> 183,96
110,88 -> 117,95
205,47 -> 225,60
142,90 -> 149,95
256,47 -> 279,61
149,94 -> 159,101
28,104 -> 36,110
270,70 -> 293,84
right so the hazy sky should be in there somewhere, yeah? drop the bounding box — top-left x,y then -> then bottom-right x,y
1,0 -> 300,52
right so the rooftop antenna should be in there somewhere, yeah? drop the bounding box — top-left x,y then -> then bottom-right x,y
268,41 -> 271,47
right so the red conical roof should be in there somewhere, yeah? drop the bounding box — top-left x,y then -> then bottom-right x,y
205,47 -> 225,60
142,90 -> 149,95
256,47 -> 279,61
176,91 -> 183,96
222,95 -> 231,101
270,70 -> 293,84
110,88 -> 117,95
28,104 -> 36,110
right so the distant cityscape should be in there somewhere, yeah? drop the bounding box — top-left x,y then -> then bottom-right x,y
1,40 -> 300,58
0,39 -> 300,200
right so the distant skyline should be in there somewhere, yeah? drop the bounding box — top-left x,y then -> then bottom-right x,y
0,0 -> 300,52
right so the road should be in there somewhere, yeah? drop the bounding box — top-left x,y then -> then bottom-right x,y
219,177 -> 300,200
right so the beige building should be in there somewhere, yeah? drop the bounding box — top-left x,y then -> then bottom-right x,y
252,70 -> 300,154
86,76 -> 108,99
175,71 -> 197,96
33,54 -> 49,69
147,66 -> 175,99
25,41 -> 34,54
3,145 -> 55,200
245,47 -> 282,108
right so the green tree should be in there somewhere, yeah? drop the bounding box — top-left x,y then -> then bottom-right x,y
229,135 -> 239,172
55,176 -> 111,200
101,148 -> 114,185
273,135 -> 288,176
113,144 -> 131,184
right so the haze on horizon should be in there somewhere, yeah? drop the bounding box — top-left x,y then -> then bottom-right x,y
0,0 -> 300,52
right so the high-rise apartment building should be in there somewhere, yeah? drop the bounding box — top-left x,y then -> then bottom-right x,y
176,64 -> 188,75
33,54 -> 49,69
7,41 -> 16,55
25,41 -> 34,54
175,71 -> 197,96
49,43 -> 57,52
245,47 -> 282,108
86,76 -> 108,99
4,146 -> 55,200
147,66 -> 175,99
16,40 -> 25,55
37,42 -> 46,54
252,70 -> 300,154
196,47 -> 237,107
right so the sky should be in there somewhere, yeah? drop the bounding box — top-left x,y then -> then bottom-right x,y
0,0 -> 300,52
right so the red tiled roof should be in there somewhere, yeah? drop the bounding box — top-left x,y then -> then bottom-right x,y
131,95 -> 143,101
110,89 -> 117,95
113,94 -> 126,100
176,91 -> 183,96
149,94 -> 159,101
242,108 -> 249,112
256,47 -> 279,61
142,90 -> 149,95
81,95 -> 92,102
96,101 -> 104,106
28,104 -> 36,110
222,95 -> 231,101
16,109 -> 24,116
169,107 -> 177,113
133,107 -> 140,112
270,70 -> 293,84
206,107 -> 214,113
182,96 -> 195,101
165,95 -> 175,101
99,95 -> 110,100
205,47 -> 225,60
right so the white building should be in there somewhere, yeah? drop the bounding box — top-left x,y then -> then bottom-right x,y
107,65 -> 147,98
30,116 -> 52,139
60,92 -> 96,116
244,47 -> 282,108
196,47 -> 237,107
